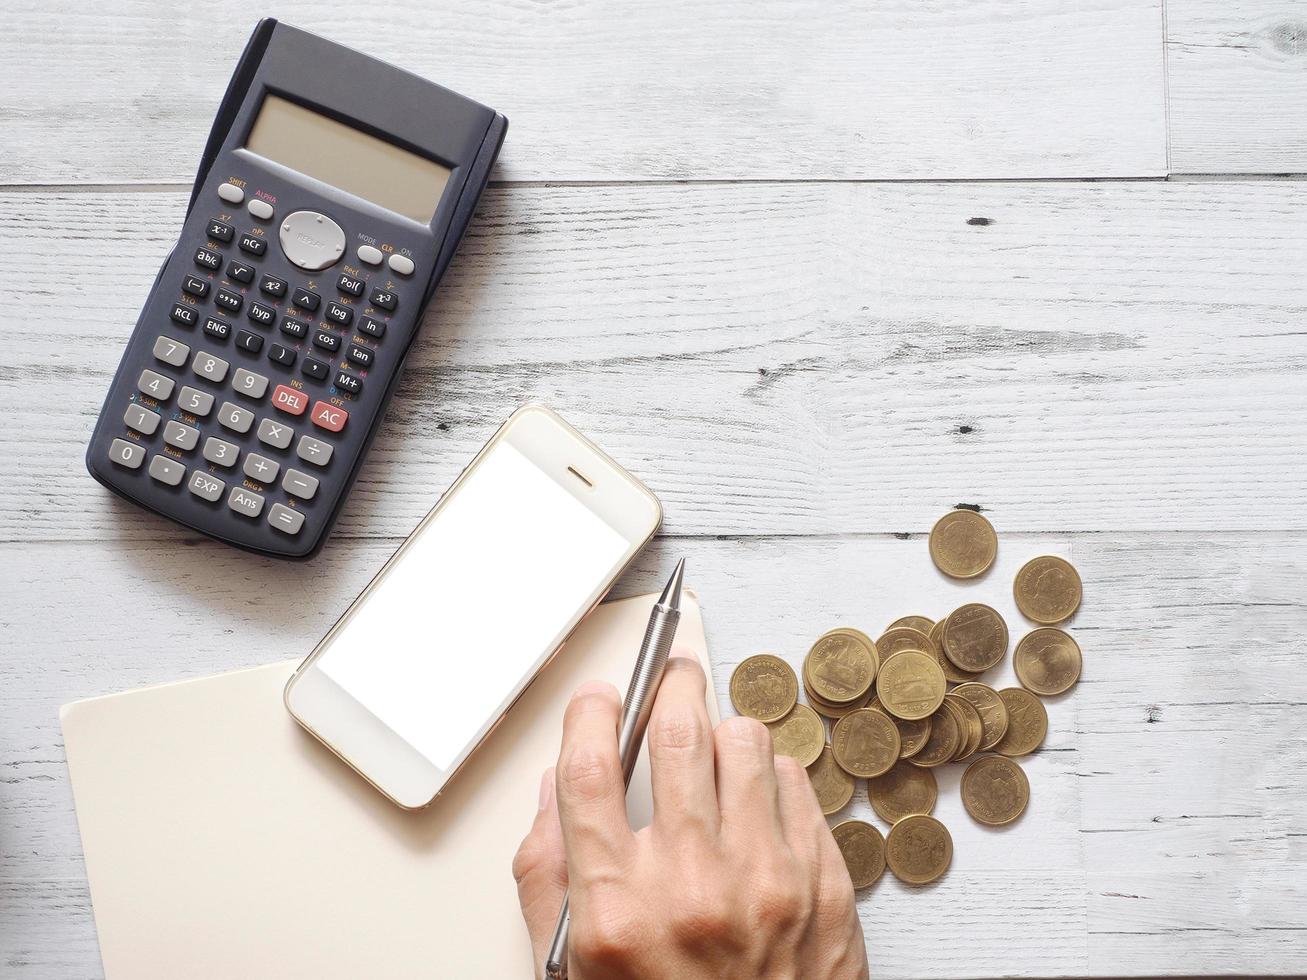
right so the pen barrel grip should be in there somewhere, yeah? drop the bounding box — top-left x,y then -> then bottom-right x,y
617,607 -> 680,786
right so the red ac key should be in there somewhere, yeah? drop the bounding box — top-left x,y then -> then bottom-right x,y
311,400 -> 348,432
271,384 -> 308,416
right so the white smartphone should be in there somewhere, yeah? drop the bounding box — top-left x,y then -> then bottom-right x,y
285,404 -> 662,809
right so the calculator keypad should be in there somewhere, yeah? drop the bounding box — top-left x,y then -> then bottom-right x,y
96,172 -> 415,556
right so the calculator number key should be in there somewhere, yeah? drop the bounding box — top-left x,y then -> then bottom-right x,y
137,369 -> 175,401
163,420 -> 199,452
109,438 -> 145,469
311,401 -> 348,432
124,403 -> 160,435
238,233 -> 268,257
192,351 -> 230,383
152,335 -> 190,368
194,247 -> 222,271
217,401 -> 254,433
177,386 -> 215,416
233,368 -> 269,399
203,437 -> 239,467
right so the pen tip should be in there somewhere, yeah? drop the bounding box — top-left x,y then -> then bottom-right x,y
658,558 -> 686,610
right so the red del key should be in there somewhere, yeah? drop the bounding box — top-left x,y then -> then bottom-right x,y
311,400 -> 348,432
271,384 -> 308,416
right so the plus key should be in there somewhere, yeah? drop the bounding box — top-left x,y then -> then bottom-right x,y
311,401 -> 348,433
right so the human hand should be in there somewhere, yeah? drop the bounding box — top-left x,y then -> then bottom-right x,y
513,650 -> 869,979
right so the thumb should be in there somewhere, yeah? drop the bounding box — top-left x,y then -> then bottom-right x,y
512,767 -> 569,971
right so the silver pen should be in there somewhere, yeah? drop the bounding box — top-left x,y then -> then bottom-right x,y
544,558 -> 686,980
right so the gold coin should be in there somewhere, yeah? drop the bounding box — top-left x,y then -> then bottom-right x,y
944,694 -> 984,762
928,509 -> 998,579
876,626 -> 933,661
867,763 -> 938,824
876,650 -> 946,721
807,745 -> 855,815
961,755 -> 1030,826
907,705 -> 959,768
868,698 -> 933,758
992,688 -> 1048,756
805,630 -> 878,704
831,819 -> 886,889
938,697 -> 971,762
831,708 -> 901,778
729,654 -> 798,723
766,703 -> 825,767
930,616 -> 981,684
941,603 -> 1008,673
805,678 -> 871,719
1013,555 -> 1082,624
1014,628 -> 1082,696
885,814 -> 953,885
888,615 -> 934,634
950,682 -> 1009,750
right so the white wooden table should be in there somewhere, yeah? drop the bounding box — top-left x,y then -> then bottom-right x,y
2,2 -> 1305,977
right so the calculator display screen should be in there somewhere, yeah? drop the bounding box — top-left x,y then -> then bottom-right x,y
314,440 -> 631,770
245,94 -> 451,222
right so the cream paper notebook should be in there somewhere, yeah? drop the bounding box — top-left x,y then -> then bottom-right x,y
62,591 -> 715,980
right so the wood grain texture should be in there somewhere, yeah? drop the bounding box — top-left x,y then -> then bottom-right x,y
3,180 -> 1305,544
1167,1 -> 1307,173
0,0 -> 1167,184
2,533 -> 1304,978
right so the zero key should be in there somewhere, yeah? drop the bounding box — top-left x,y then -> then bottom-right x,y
271,384 -> 308,416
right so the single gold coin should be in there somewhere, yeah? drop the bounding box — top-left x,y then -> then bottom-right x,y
831,820 -> 886,889
1013,555 -> 1082,624
831,708 -> 901,778
1014,628 -> 1083,696
805,630 -> 878,704
885,814 -> 953,885
867,763 -> 938,824
930,616 -> 981,684
945,694 -> 985,762
876,650 -> 946,721
907,705 -> 960,768
869,698 -> 933,758
888,615 -> 934,634
730,654 -> 798,723
807,745 -> 855,815
992,688 -> 1048,756
961,755 -> 1030,826
805,678 -> 871,719
766,703 -> 825,767
950,682 -> 1009,750
876,626 -> 934,662
929,509 -> 998,579
941,603 -> 1009,673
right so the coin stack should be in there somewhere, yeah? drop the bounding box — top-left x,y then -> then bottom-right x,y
728,508 -> 1084,890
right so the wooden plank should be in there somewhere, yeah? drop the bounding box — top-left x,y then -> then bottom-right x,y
3,180 -> 1306,542
2,532 -> 1304,977
1167,1 -> 1307,174
0,0 -> 1167,184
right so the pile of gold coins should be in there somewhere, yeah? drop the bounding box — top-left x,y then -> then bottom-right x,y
728,509 -> 1083,889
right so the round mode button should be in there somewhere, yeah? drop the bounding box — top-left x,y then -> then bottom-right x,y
278,211 -> 346,272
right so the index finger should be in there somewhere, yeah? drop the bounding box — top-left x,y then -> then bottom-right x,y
554,681 -> 636,879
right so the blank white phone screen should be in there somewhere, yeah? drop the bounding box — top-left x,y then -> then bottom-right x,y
315,441 -> 629,770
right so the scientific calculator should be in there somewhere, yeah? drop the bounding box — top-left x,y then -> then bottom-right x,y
86,19 -> 507,559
